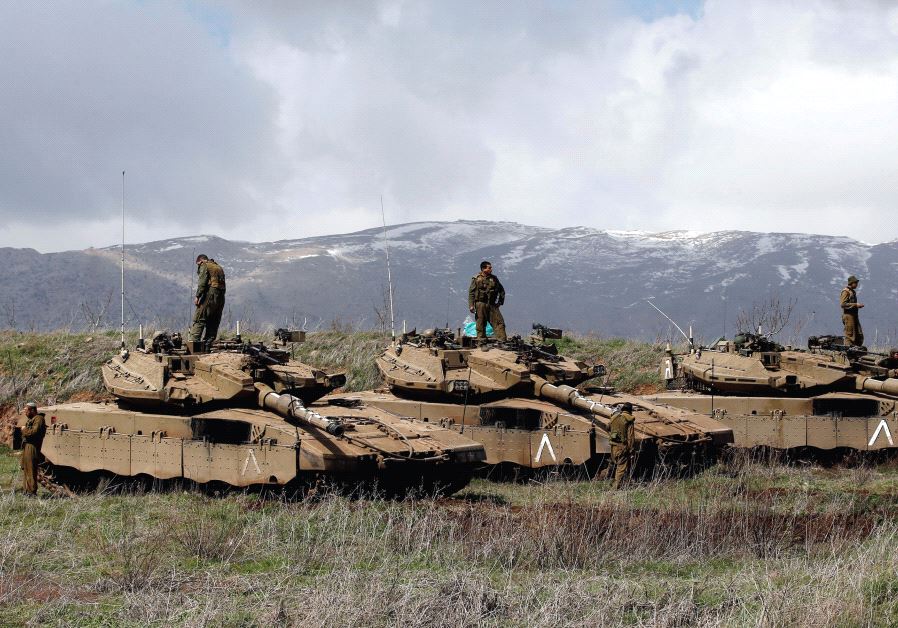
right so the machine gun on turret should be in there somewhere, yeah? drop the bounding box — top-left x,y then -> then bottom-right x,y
242,342 -> 290,367
531,322 -> 563,342
274,328 -> 306,347
807,335 -> 898,375
732,331 -> 783,355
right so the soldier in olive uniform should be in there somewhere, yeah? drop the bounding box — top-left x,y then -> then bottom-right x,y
190,254 -> 227,343
468,261 -> 507,341
607,402 -> 635,489
19,402 -> 46,495
839,275 -> 864,347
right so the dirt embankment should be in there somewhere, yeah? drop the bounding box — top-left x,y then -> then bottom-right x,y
0,405 -> 19,446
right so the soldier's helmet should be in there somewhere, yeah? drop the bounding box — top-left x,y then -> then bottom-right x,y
848,275 -> 859,284
620,402 -> 633,412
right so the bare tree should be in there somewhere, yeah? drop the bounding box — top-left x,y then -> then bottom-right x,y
0,298 -> 16,329
62,304 -> 82,332
80,289 -> 114,331
372,283 -> 391,336
734,294 -> 797,338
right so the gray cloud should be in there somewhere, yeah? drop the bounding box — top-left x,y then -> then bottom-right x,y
2,1 -> 898,252
0,3 -> 281,239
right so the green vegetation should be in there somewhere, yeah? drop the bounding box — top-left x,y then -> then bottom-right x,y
1,330 -> 894,625
0,330 -> 130,409
0,329 -> 665,411
290,330 -> 385,392
547,335 -> 666,392
2,447 -> 898,625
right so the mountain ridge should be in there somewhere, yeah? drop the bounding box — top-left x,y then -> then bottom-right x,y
1,220 -> 895,344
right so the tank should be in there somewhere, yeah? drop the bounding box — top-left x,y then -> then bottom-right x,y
330,326 -> 733,477
16,330 -> 485,496
652,332 -> 898,452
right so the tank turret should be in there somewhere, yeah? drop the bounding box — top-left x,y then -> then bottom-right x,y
354,327 -> 733,475
102,331 -> 345,408
653,329 -> 898,453
19,329 -> 485,496
664,331 -> 898,398
377,329 -> 601,400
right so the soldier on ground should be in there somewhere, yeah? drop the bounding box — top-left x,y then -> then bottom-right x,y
19,402 -> 46,495
839,275 -> 864,347
468,261 -> 507,341
607,402 -> 635,489
190,254 -> 226,343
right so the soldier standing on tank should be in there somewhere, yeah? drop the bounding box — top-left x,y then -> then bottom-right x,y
190,254 -> 227,343
468,261 -> 507,341
19,402 -> 46,496
607,402 -> 635,489
840,275 -> 864,347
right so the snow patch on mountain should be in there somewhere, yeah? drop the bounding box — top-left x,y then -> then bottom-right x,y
6,220 -> 898,340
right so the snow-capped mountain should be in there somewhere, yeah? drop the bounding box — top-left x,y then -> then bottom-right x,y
1,220 -> 896,344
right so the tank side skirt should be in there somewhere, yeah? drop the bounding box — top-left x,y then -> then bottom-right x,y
712,412 -> 898,450
41,425 -> 301,485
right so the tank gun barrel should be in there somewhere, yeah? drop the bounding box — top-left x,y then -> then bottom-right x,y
255,383 -> 344,435
532,375 -> 614,429
857,377 -> 898,397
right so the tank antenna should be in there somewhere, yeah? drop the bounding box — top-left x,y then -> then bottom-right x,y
380,195 -> 396,341
445,283 -> 451,329
120,170 -> 126,350
645,300 -> 691,347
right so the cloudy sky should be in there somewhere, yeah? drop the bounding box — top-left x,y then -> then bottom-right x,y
2,1 -> 898,252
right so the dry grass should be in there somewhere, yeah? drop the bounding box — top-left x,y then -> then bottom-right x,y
549,335 -> 667,393
2,331 -> 896,624
1,448 -> 898,626
290,330 -> 386,392
0,330 -> 127,410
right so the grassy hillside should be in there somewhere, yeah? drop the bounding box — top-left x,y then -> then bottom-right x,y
0,329 -> 667,415
1,448 -> 898,625
7,330 -> 897,625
